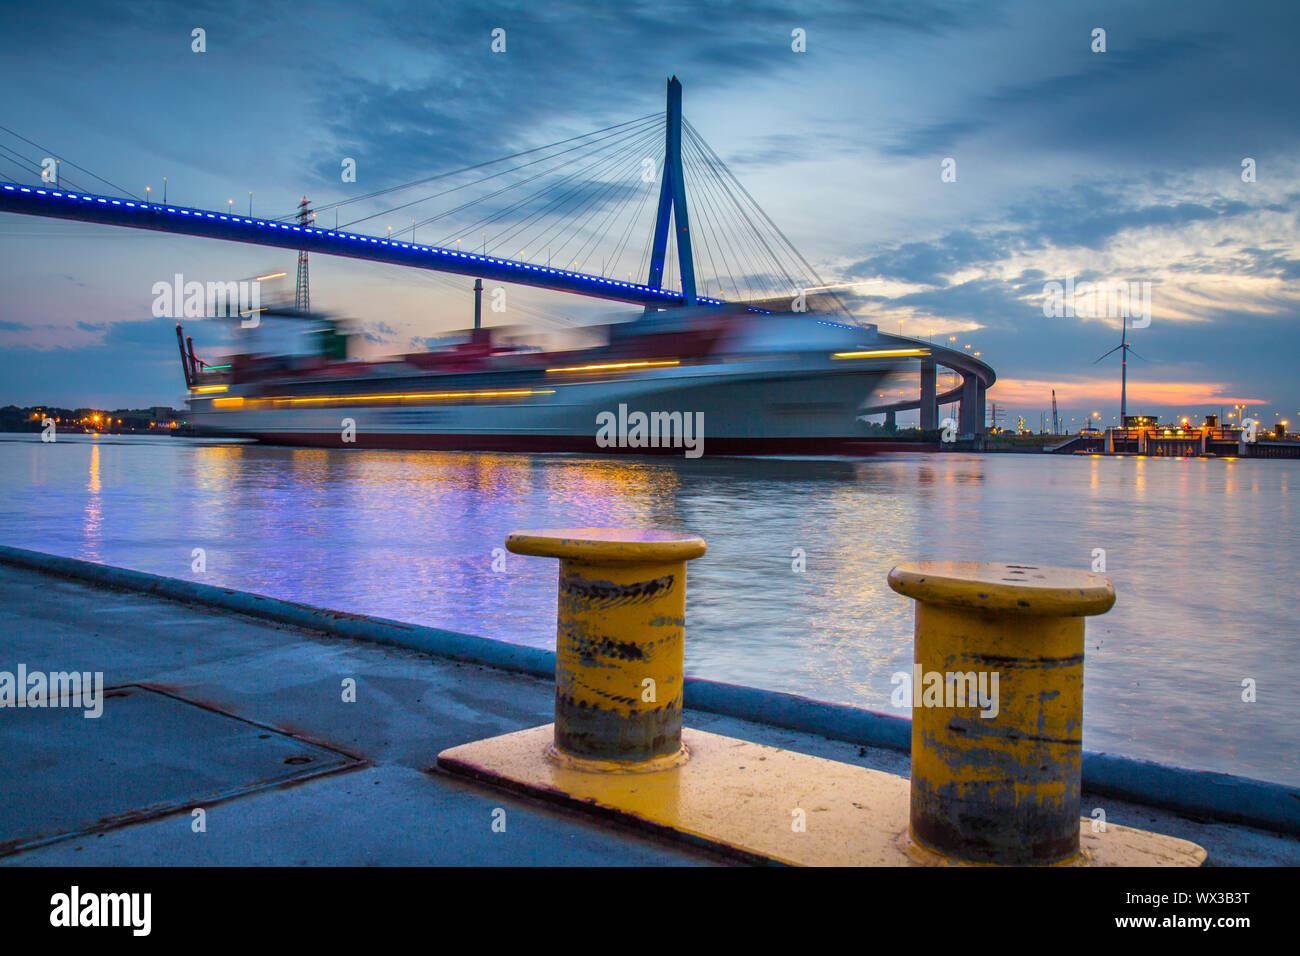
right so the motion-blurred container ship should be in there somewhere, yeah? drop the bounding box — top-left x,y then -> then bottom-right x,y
179,306 -> 920,455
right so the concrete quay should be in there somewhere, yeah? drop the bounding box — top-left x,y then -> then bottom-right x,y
0,551 -> 1296,866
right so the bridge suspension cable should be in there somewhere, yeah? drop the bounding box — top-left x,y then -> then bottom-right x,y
477,124 -> 663,258
344,116 -> 660,234
276,113 -> 660,224
0,137 -> 105,200
682,118 -> 847,314
300,94 -> 840,311
422,120 -> 660,246
0,123 -> 139,199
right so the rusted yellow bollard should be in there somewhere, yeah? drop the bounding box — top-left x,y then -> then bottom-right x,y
888,561 -> 1115,865
506,528 -> 707,771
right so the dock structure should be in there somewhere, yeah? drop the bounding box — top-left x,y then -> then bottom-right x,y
1048,415 -> 1300,458
0,547 -> 1297,865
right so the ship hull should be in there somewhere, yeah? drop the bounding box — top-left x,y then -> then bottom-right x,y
185,314 -> 925,457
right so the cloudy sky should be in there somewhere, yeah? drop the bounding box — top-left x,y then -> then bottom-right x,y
0,0 -> 1296,429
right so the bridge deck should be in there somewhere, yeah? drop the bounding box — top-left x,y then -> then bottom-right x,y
0,182 -> 722,309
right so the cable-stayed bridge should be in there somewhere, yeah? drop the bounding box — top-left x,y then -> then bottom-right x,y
0,77 -> 994,431
0,78 -> 827,312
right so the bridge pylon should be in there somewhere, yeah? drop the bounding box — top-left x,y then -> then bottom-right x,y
646,76 -> 696,307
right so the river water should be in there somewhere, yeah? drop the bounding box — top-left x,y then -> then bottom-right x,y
1,432 -> 1295,786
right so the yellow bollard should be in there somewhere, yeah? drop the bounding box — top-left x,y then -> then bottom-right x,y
438,551 -> 1202,866
505,528 -> 707,771
888,561 -> 1115,865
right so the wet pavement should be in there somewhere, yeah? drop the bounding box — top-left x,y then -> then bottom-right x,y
0,564 -> 1295,866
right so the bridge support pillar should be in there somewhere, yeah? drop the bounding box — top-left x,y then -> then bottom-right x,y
919,360 -> 938,431
884,410 -> 896,432
959,375 -> 984,436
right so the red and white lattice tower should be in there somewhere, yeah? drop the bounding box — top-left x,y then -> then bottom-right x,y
294,197 -> 311,313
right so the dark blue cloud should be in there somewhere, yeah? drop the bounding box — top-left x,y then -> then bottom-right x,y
848,229 -> 1023,286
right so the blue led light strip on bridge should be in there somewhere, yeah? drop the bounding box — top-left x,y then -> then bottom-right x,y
0,182 -> 731,309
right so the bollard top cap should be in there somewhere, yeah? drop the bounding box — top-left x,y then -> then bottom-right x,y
887,561 -> 1115,616
506,528 -> 707,563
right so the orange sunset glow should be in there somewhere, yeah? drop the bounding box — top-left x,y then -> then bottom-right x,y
988,377 -> 1267,410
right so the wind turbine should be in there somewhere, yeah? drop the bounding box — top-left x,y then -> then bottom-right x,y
1092,313 -> 1144,421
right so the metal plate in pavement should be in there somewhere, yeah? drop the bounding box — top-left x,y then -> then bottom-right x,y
0,684 -> 364,857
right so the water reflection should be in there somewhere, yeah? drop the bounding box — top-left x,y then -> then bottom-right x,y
82,441 -> 102,560
0,432 -> 1296,787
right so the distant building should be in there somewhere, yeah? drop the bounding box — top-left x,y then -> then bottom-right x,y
1123,415 -> 1157,428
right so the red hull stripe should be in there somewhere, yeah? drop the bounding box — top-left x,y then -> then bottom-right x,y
215,432 -> 938,455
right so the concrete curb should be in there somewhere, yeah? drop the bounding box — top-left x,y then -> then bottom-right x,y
0,545 -> 555,678
3,543 -> 1297,838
